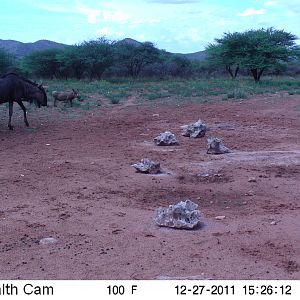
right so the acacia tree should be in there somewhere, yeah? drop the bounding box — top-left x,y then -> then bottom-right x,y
114,42 -> 161,77
206,32 -> 242,79
56,45 -> 86,79
21,48 -> 64,78
79,38 -> 114,79
239,28 -> 299,82
207,28 -> 299,82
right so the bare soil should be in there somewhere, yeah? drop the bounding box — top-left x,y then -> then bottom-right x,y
0,93 -> 299,280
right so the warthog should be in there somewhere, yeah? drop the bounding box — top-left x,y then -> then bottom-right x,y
52,89 -> 80,107
0,73 -> 47,130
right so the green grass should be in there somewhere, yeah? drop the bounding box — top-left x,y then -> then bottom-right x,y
43,76 -> 300,107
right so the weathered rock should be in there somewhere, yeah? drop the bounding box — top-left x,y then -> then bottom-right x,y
207,137 -> 230,154
215,215 -> 226,220
132,158 -> 161,174
154,131 -> 179,146
155,199 -> 201,229
181,120 -> 207,138
39,237 -> 59,245
248,177 -> 257,182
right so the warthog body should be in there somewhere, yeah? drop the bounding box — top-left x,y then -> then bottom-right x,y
52,89 -> 80,107
0,73 -> 47,130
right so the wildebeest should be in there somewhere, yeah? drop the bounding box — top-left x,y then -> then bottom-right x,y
0,73 -> 47,130
52,89 -> 80,107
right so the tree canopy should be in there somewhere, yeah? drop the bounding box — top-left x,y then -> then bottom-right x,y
0,48 -> 15,74
206,28 -> 299,81
114,42 -> 161,77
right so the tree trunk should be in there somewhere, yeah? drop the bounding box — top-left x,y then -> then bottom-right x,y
251,69 -> 259,82
257,67 -> 265,82
234,65 -> 239,78
225,66 -> 234,79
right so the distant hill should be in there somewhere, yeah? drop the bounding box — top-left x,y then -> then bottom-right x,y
174,50 -> 207,61
117,38 -> 207,61
0,38 -> 206,61
116,38 -> 142,47
0,39 -> 67,59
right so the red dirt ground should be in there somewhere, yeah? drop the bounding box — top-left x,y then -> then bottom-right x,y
0,93 -> 299,280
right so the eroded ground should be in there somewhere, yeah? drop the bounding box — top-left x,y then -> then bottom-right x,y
0,93 -> 299,279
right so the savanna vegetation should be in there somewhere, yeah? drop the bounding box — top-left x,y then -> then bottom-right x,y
0,27 -> 300,107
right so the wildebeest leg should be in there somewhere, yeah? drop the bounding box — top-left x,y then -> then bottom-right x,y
54,98 -> 57,107
8,101 -> 14,130
16,100 -> 29,127
70,99 -> 73,107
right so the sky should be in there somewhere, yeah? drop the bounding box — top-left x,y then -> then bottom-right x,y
0,0 -> 299,53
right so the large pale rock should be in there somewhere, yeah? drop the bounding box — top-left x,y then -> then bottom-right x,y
132,158 -> 161,174
207,137 -> 230,154
155,199 -> 201,229
154,131 -> 179,146
181,120 -> 206,138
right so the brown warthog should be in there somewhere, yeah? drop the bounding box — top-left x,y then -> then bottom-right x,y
52,89 -> 80,107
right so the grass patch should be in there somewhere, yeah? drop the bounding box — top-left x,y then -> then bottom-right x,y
42,76 -> 300,107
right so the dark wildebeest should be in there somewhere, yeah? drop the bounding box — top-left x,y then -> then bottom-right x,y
0,73 -> 47,130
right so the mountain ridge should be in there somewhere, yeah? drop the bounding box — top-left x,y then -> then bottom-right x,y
0,38 -> 206,61
0,39 -> 66,59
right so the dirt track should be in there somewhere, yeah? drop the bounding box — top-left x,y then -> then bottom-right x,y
0,93 -> 299,279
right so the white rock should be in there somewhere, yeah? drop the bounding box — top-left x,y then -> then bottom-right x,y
215,215 -> 226,220
132,158 -> 161,174
248,177 -> 257,182
181,120 -> 207,138
155,199 -> 201,229
154,131 -> 179,146
207,137 -> 230,154
39,237 -> 59,245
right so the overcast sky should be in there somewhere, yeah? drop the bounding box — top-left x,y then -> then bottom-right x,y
0,0 -> 299,53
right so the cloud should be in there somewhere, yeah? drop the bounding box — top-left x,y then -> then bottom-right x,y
130,18 -> 161,25
238,8 -> 265,17
146,0 -> 198,4
96,27 -> 125,38
102,10 -> 130,23
264,1 -> 277,6
76,3 -> 101,24
34,3 -> 74,14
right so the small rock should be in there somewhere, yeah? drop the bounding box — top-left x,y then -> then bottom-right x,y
181,120 -> 206,138
132,158 -> 161,174
45,144 -> 51,146
270,220 -> 279,225
245,190 -> 255,196
154,131 -> 179,146
215,215 -> 226,220
39,237 -> 59,245
207,137 -> 230,154
248,177 -> 257,182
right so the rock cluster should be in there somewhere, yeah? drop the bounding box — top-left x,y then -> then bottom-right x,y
155,199 -> 201,229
